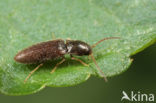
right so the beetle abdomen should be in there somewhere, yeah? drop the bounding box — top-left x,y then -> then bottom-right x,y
14,39 -> 67,64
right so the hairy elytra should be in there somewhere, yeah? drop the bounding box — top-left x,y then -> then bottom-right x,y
14,37 -> 120,83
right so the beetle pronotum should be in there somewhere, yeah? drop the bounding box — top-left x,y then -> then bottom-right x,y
14,37 -> 120,83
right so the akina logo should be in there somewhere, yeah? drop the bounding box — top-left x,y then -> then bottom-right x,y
121,91 -> 155,102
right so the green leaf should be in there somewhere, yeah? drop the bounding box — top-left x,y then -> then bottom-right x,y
0,0 -> 156,95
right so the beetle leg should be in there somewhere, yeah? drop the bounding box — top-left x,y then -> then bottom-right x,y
50,58 -> 66,74
24,63 -> 43,83
71,57 -> 89,67
52,32 -> 56,40
66,38 -> 71,40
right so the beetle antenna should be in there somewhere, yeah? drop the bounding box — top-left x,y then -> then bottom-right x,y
91,37 -> 120,48
90,53 -> 108,82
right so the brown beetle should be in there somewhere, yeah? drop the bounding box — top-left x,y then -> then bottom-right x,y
14,37 -> 120,83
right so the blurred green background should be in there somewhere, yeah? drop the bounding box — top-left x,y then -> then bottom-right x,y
0,43 -> 155,103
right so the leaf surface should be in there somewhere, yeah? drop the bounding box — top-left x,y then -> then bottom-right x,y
0,0 -> 156,95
